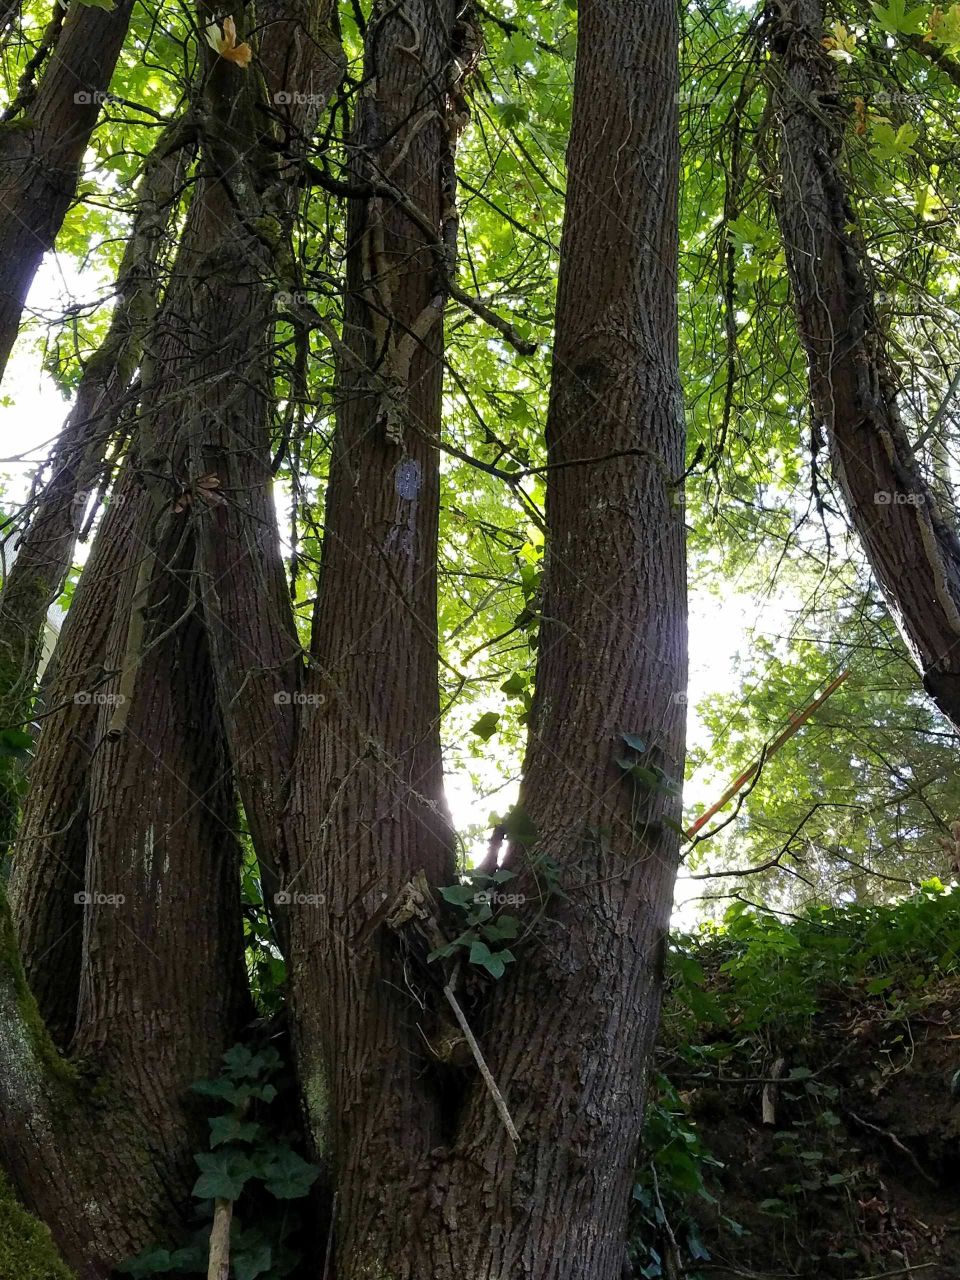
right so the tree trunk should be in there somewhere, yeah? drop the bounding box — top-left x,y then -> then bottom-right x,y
766,0 -> 960,730
183,0 -> 344,955
0,116 -> 192,859
284,2 -> 685,1277
281,0 -> 460,1262
0,0 -> 135,383
431,0 -> 685,1273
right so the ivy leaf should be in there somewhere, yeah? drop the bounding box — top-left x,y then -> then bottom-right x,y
192,1151 -> 255,1201
500,805 -> 537,845
208,1115 -> 262,1147
500,672 -> 527,696
116,1249 -> 175,1276
440,883 -> 477,907
260,1147 -> 321,1199
469,939 -> 516,978
234,1241 -> 272,1280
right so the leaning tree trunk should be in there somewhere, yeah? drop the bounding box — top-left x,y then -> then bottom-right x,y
0,0 -> 135,383
766,0 -> 960,730
283,2 -> 685,1277
0,116 -> 192,859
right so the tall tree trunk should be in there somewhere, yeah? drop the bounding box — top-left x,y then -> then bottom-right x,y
0,0 -> 135,382
0,116 -> 192,859
284,2 -> 684,1277
766,0 -> 960,729
282,0 -> 459,1262
9,466 -> 141,1046
432,0 -> 685,1273
183,0 -> 344,955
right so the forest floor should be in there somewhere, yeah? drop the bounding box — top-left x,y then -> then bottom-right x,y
638,892 -> 960,1280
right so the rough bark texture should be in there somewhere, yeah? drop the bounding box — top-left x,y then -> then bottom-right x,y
284,2 -> 685,1277
0,0 -> 135,382
0,117 -> 191,859
8,467 -> 139,1046
281,0 -> 459,1266
767,0 -> 960,729
431,0 -> 686,1272
184,0 -> 344,953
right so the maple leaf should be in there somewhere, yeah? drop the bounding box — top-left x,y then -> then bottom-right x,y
205,15 -> 253,68
822,21 -> 858,60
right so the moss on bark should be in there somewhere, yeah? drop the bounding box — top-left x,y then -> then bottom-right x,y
0,1171 -> 75,1279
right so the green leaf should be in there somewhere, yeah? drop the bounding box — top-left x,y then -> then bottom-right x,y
116,1249 -> 174,1276
0,728 -> 33,759
208,1114 -> 262,1147
192,1151 -> 255,1201
260,1147 -> 321,1199
440,883 -> 477,907
234,1241 -> 272,1280
500,673 -> 527,695
870,0 -> 926,35
500,805 -> 537,845
470,711 -> 501,741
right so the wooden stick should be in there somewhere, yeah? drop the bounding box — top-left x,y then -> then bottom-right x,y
207,1197 -> 232,1280
443,982 -> 520,1147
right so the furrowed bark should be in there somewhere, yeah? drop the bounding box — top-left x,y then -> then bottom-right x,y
435,1 -> 686,1274
766,0 -> 960,730
0,0 -> 136,383
282,0 -> 460,1268
1,867 -> 239,1279
4,436 -> 249,1271
286,3 -> 684,1278
8,468 -> 140,1046
0,116 -> 193,859
184,0 -> 344,953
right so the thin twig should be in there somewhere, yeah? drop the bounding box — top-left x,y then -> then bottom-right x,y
443,982 -> 520,1147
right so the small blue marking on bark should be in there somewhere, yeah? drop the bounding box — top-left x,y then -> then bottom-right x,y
395,458 -> 421,500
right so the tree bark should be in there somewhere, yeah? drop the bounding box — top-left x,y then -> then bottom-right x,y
0,0 -> 135,383
281,0 -> 460,1263
0,116 -> 192,859
284,2 -> 685,1277
766,0 -> 960,730
431,0 -> 686,1273
183,0 -> 344,955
